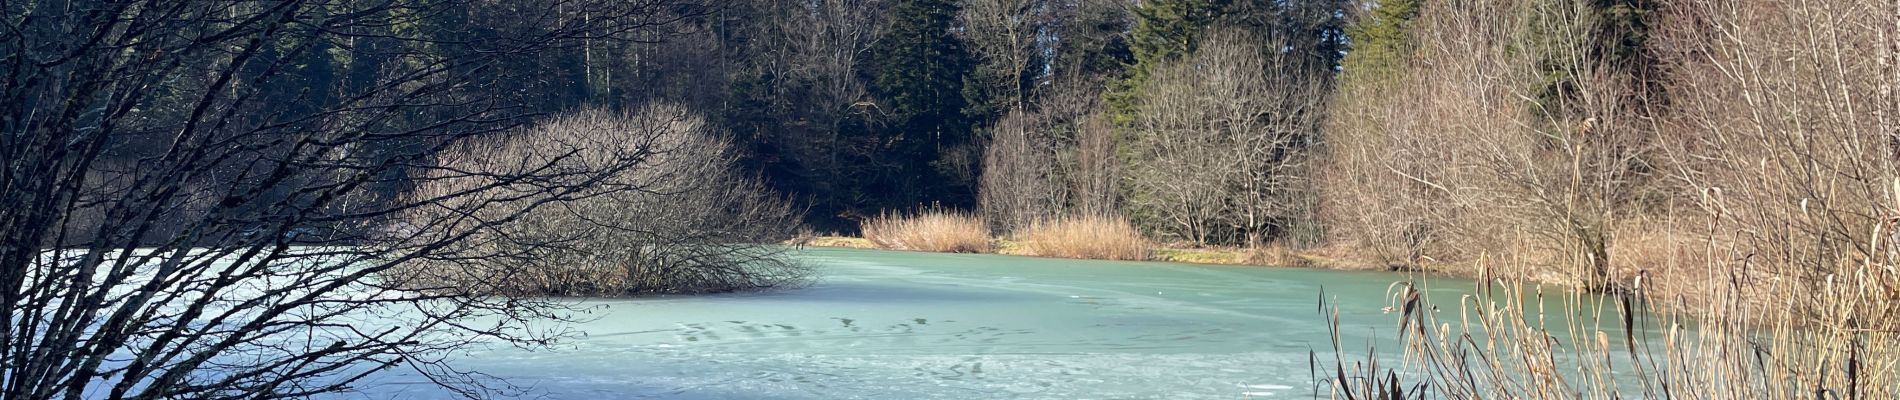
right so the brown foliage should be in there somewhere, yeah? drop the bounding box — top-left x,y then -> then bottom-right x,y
1017,215 -> 1153,261
395,105 -> 809,296
861,210 -> 994,253
1126,28 -> 1326,247
1321,0 -> 1900,397
980,111 -> 1062,233
1320,0 -> 1665,288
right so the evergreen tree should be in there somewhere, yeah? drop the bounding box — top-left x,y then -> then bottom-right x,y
1278,0 -> 1352,78
1523,0 -> 1657,123
1340,0 -> 1422,82
872,0 -> 982,209
1105,0 -> 1226,124
1107,0 -> 1350,122
1125,0 -> 1226,78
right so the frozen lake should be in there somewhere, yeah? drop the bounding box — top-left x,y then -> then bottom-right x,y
344,247 -> 1463,399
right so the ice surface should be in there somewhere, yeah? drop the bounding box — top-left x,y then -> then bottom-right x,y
337,248 -> 1480,399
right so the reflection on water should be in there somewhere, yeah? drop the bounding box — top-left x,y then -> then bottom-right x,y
345,248 -> 1476,399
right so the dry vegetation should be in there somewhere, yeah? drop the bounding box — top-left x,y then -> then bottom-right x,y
1126,28 -> 1325,248
1320,0 -> 1900,396
391,105 -> 809,296
1016,215 -> 1152,261
1320,0 -> 1661,289
1321,0 -> 1899,292
861,210 -> 994,253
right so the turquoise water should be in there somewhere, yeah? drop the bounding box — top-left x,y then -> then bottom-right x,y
349,248 -> 1499,399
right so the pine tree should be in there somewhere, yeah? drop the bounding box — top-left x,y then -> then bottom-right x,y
1340,0 -> 1421,82
872,0 -> 981,208
1104,0 -> 1226,124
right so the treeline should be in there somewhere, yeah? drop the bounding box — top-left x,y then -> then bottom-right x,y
3,0 -> 820,396
1324,0 -> 1898,299
461,0 -> 1354,238
66,0 -> 1352,245
60,0 -> 1893,294
1320,0 -> 1900,395
703,0 -> 1897,306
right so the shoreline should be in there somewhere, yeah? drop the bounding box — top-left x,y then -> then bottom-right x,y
793,236 -> 1617,298
797,235 -> 1405,272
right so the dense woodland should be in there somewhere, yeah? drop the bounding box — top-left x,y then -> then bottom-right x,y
565,0 -> 1353,240
11,0 -> 1898,288
5,0 -> 1899,397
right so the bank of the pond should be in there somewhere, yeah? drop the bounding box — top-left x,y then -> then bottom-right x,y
800,235 -> 1397,271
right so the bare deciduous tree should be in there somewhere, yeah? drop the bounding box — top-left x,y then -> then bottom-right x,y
763,0 -> 889,124
979,111 -> 1060,233
1320,0 -> 1662,288
1126,28 -> 1323,247
960,0 -> 1050,113
0,0 -> 705,397
1071,115 -> 1123,217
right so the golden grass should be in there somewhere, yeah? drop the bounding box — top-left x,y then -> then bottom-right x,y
1016,216 -> 1152,261
798,236 -> 877,249
1244,245 -> 1318,268
1152,248 -> 1242,264
860,210 -> 993,253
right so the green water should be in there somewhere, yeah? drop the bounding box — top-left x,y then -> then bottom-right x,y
356,247 -> 1575,399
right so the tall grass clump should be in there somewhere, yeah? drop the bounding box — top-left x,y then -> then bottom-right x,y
1018,215 -> 1153,261
860,210 -> 993,253
1322,240 -> 1900,399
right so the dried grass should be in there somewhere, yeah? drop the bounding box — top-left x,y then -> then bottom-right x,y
1322,237 -> 1900,399
861,210 -> 994,253
1017,215 -> 1152,261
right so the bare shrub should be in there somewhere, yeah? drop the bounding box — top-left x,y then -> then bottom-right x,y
1653,0 -> 1900,323
959,0 -> 1049,113
1319,67 -> 1450,266
1320,0 -> 1665,289
1070,113 -> 1123,217
1321,0 -> 1900,397
394,105 -> 808,296
0,0 -> 716,396
1018,215 -> 1152,261
861,210 -> 993,253
979,111 -> 1061,233
1127,28 -> 1325,247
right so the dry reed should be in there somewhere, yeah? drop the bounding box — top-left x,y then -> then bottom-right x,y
1017,215 -> 1152,261
1323,232 -> 1900,399
861,210 -> 994,253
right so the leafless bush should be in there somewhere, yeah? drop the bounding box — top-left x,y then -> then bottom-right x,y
1317,75 -> 1448,266
1320,0 -> 1664,288
978,71 -> 1122,233
980,111 -> 1062,233
1127,28 -> 1324,247
1071,113 -> 1123,217
1653,0 -> 1900,320
1320,0 -> 1900,397
0,0 -> 708,397
392,105 -> 807,296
